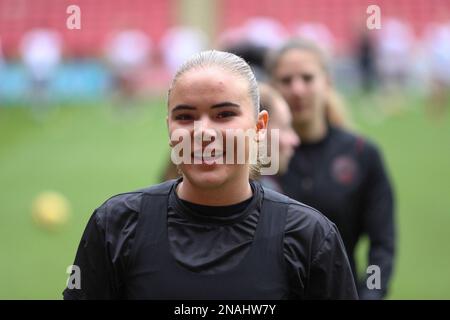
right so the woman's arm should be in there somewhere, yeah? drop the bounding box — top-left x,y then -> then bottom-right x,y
63,208 -> 118,299
284,204 -> 358,299
306,225 -> 359,299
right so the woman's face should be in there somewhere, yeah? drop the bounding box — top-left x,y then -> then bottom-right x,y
267,97 -> 299,175
272,49 -> 329,127
168,66 -> 267,189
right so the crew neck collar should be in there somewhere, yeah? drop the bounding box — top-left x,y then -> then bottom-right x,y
169,178 -> 262,225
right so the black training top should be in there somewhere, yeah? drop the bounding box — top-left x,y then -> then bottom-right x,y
279,126 -> 395,299
63,178 -> 358,300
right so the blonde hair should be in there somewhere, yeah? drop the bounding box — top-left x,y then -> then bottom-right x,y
266,38 -> 352,129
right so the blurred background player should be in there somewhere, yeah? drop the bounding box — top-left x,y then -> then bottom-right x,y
374,18 -> 414,113
258,83 -> 299,192
267,39 -> 396,299
104,27 -> 152,109
160,26 -> 208,76
423,11 -> 450,119
20,27 -> 62,115
217,17 -> 288,82
356,29 -> 377,94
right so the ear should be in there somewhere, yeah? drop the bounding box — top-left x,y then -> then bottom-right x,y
255,110 -> 269,141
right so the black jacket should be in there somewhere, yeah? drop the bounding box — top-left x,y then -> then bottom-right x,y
63,178 -> 358,299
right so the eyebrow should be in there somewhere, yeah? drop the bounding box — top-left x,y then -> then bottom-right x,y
171,104 -> 196,112
172,102 -> 240,113
211,102 -> 240,109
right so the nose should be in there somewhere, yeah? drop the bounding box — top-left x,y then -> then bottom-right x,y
193,115 -> 217,148
291,77 -> 306,97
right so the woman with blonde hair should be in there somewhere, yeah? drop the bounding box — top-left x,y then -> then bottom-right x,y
267,39 -> 395,299
64,50 -> 357,299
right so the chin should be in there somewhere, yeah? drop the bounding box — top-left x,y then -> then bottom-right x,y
182,165 -> 230,189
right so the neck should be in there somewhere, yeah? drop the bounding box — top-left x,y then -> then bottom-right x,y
294,117 -> 328,144
177,174 -> 252,206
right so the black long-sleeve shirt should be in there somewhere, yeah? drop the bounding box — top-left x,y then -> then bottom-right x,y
279,126 -> 395,299
63,179 -> 358,299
